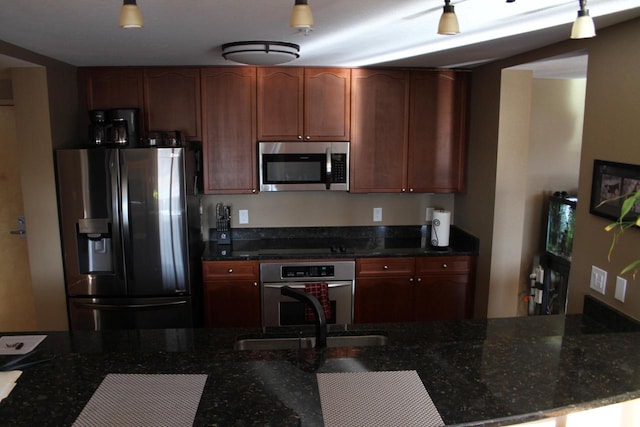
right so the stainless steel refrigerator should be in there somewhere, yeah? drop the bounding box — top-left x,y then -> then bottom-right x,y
55,146 -> 202,330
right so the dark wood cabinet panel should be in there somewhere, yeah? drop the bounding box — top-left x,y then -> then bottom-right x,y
350,69 -> 410,193
203,261 -> 260,328
355,277 -> 414,323
143,67 -> 201,140
257,67 -> 304,140
201,67 -> 257,194
82,67 -> 144,111
304,68 -> 351,141
257,67 -> 350,141
355,256 -> 475,323
408,70 -> 468,193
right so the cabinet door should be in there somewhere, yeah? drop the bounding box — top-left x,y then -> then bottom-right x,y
408,70 -> 468,193
350,69 -> 410,193
257,67 -> 304,140
143,68 -> 201,140
204,280 -> 260,328
201,67 -> 257,194
304,68 -> 351,141
414,256 -> 474,320
355,277 -> 414,323
82,68 -> 144,110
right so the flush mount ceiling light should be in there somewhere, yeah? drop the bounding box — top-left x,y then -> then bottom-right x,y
571,0 -> 596,39
119,0 -> 143,28
437,0 -> 460,35
221,41 -> 301,65
290,0 -> 314,29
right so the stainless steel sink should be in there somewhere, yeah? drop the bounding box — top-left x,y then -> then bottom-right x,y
234,334 -> 388,351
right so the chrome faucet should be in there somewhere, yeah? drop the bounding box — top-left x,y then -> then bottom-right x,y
280,286 -> 327,348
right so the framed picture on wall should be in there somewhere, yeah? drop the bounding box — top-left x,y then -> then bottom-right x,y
590,159 -> 640,223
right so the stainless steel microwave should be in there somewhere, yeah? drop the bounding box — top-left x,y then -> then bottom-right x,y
258,142 -> 349,192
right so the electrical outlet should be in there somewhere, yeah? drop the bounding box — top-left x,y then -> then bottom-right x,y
373,207 -> 382,222
239,209 -> 249,224
615,276 -> 627,302
590,266 -> 607,295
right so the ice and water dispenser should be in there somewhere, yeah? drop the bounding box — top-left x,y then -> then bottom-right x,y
76,218 -> 113,274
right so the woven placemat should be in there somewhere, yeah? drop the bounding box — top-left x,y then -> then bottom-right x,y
73,374 -> 207,427
317,370 -> 444,427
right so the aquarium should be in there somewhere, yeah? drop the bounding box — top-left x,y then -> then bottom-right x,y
545,194 -> 577,262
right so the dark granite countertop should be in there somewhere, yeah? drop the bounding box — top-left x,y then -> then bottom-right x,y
202,225 -> 479,261
2,302 -> 640,426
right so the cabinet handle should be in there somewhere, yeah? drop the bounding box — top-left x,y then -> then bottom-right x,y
416,277 -> 422,283
297,135 -> 303,140
253,282 -> 258,287
383,265 -> 389,270
442,263 -> 448,269
409,188 -> 414,192
305,136 -> 311,140
227,268 -> 233,274
401,188 -> 406,192
409,277 -> 414,283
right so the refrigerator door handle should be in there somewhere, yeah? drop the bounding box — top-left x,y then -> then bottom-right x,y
109,149 -> 126,282
74,300 -> 187,310
119,151 -> 134,282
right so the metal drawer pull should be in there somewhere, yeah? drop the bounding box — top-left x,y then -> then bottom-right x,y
383,265 -> 389,270
442,263 -> 448,268
227,268 -> 233,274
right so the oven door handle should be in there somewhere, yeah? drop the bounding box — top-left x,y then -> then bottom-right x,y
262,282 -> 350,290
325,146 -> 332,190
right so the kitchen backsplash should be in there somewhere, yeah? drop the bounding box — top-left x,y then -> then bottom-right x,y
201,192 -> 455,230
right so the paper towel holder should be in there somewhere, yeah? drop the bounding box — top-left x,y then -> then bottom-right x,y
430,209 -> 451,250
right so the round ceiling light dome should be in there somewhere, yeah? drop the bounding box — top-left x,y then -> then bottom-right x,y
221,41 -> 300,66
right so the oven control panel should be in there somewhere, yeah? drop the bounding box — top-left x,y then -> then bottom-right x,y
282,265 -> 335,278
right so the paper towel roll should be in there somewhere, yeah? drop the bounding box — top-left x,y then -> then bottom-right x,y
431,210 -> 451,247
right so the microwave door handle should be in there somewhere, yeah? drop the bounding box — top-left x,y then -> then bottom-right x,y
325,147 -> 332,190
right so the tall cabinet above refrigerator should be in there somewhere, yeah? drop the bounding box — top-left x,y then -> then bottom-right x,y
55,146 -> 202,330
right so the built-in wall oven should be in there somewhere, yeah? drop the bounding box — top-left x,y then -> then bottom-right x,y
261,260 -> 355,327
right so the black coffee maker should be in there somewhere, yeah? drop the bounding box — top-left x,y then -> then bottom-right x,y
88,110 -> 107,145
88,108 -> 140,146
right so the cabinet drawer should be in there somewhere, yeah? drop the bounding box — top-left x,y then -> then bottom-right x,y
416,256 -> 472,274
203,261 -> 259,280
356,258 -> 415,277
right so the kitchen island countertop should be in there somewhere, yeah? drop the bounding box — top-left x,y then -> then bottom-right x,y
1,301 -> 640,426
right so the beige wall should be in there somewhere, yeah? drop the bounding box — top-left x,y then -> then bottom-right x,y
568,19 -> 640,319
12,68 -> 68,330
0,41 -> 78,330
458,17 -> 640,320
202,192 -> 455,229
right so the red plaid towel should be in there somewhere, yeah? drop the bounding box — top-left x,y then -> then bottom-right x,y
304,282 -> 332,322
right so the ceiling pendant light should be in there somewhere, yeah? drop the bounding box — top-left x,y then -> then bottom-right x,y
437,0 -> 460,35
119,0 -> 144,29
571,0 -> 596,39
221,41 -> 300,66
290,0 -> 314,29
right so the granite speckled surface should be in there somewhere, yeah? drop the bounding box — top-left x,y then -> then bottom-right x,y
1,305 -> 640,426
202,225 -> 479,261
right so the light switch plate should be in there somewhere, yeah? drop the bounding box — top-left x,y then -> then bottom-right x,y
615,276 -> 627,302
238,209 -> 249,224
590,266 -> 607,295
373,207 -> 382,222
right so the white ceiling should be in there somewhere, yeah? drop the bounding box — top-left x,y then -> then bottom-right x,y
0,1 -> 638,73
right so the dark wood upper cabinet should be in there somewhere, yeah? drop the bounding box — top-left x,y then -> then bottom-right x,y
257,67 -> 350,141
408,70 -> 469,193
201,67 -> 257,194
350,69 -> 410,193
143,68 -> 201,140
82,67 -> 144,111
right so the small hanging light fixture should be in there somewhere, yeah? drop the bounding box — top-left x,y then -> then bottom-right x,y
290,0 -> 314,29
119,0 -> 144,29
437,0 -> 460,35
570,0 -> 596,39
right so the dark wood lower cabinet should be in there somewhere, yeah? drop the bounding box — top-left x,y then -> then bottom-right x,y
203,261 -> 260,328
355,256 -> 475,323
